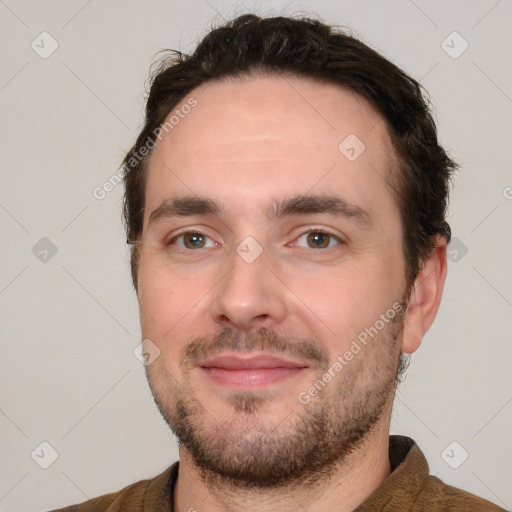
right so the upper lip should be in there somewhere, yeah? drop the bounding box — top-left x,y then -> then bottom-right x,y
199,353 -> 308,370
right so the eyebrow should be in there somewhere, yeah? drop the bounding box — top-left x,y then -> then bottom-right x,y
269,194 -> 371,227
147,194 -> 372,228
148,196 -> 221,226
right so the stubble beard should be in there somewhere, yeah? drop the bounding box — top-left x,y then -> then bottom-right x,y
146,315 -> 405,492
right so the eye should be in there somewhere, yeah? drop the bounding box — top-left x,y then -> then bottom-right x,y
294,230 -> 341,249
170,232 -> 218,250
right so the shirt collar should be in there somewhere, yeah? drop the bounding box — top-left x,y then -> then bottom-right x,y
151,435 -> 425,511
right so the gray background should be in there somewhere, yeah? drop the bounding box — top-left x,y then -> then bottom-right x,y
0,1 -> 511,510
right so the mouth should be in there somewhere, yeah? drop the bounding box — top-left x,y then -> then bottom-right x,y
198,353 -> 309,389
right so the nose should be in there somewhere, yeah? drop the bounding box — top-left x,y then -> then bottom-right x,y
210,242 -> 287,331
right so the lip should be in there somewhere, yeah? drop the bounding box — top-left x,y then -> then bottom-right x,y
198,353 -> 308,388
200,353 -> 307,370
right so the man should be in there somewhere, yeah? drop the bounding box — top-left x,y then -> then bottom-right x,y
52,13 -> 506,512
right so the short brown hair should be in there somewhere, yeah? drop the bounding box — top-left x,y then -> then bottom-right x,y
122,14 -> 456,291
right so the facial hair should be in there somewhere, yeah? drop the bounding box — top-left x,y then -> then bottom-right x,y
146,309 -> 405,492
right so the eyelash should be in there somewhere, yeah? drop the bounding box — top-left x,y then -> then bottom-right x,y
293,230 -> 342,249
167,229 -> 343,251
168,232 -> 219,250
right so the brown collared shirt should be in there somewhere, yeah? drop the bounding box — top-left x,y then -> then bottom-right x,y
49,436 -> 507,511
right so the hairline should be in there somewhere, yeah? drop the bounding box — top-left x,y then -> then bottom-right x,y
130,70 -> 419,290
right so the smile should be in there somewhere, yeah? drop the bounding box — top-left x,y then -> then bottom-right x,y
199,353 -> 308,389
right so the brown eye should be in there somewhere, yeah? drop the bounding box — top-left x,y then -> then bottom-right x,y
183,233 -> 206,249
306,232 -> 331,248
171,232 -> 216,250
293,230 -> 342,250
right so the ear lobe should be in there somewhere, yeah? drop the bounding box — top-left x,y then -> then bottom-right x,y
401,236 -> 448,354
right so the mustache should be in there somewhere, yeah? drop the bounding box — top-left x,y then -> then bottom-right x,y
182,327 -> 330,370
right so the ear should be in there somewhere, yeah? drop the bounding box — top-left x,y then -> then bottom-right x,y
401,236 -> 448,354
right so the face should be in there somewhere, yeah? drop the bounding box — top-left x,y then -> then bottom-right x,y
137,74 -> 408,489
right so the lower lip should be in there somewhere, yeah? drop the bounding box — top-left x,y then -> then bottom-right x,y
201,367 -> 305,388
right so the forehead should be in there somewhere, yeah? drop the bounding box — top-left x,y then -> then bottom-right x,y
143,73 -> 399,225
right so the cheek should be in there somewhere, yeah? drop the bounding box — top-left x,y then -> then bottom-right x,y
283,256 -> 403,349
287,272 -> 371,345
138,254 -> 218,342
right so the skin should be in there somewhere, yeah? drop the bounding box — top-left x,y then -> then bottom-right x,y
136,74 -> 447,512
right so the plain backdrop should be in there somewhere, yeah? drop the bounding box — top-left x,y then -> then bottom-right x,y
0,1 -> 511,510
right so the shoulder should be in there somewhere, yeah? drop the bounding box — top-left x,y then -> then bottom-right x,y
47,463 -> 178,512
358,436 -> 507,511
419,474 -> 507,511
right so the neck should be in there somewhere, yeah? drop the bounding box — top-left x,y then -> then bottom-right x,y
173,417 -> 392,512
